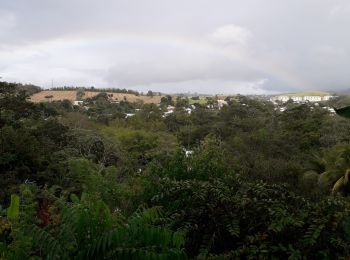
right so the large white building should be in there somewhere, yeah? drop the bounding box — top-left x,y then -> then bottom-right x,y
272,95 -> 334,103
322,96 -> 333,101
273,96 -> 290,102
291,96 -> 303,102
303,96 -> 322,102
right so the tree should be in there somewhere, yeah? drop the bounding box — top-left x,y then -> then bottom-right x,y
44,95 -> 53,102
3,193 -> 186,259
152,175 -> 350,258
160,95 -> 174,107
76,89 -> 85,100
176,96 -> 189,108
146,90 -> 154,97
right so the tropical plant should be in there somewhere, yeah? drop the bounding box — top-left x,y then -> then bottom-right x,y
152,176 -> 350,259
332,169 -> 350,195
4,193 -> 186,259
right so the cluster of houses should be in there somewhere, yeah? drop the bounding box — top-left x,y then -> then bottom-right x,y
270,96 -> 336,115
73,93 -> 337,118
268,94 -> 336,115
274,104 -> 336,114
271,95 -> 334,103
162,105 -> 197,118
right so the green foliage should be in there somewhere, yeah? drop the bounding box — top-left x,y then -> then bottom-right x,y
152,177 -> 350,258
300,170 -> 319,190
25,196 -> 186,259
160,95 -> 174,106
5,80 -> 350,258
99,123 -> 177,170
175,96 -> 189,108
335,105 -> 350,118
332,169 -> 350,195
68,159 -> 102,194
76,89 -> 85,101
152,135 -> 230,182
6,195 -> 20,220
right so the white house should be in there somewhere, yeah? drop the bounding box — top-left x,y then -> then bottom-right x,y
162,110 -> 174,117
125,113 -> 135,118
328,107 -> 336,113
184,108 -> 192,114
217,99 -> 228,109
291,96 -> 303,102
273,96 -> 290,102
303,96 -> 322,102
183,148 -> 194,157
322,96 -> 333,101
279,107 -> 287,112
73,101 -> 84,106
323,107 -> 336,114
272,94 -> 334,104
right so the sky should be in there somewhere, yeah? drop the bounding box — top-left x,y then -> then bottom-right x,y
1,0 -> 350,94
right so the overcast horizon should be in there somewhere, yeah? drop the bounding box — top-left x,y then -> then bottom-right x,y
1,0 -> 350,94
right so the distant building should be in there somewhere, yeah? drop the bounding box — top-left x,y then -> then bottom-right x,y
291,96 -> 303,102
323,106 -> 336,115
183,148 -> 194,157
271,94 -> 334,104
125,113 -> 135,118
322,96 -> 333,101
273,96 -> 290,102
184,108 -> 192,114
304,96 -> 322,102
217,99 -> 228,109
73,101 -> 84,106
162,110 -> 174,117
328,107 -> 336,113
110,100 -> 120,104
279,107 -> 287,112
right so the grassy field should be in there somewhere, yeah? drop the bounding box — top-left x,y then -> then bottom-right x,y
188,97 -> 208,105
283,91 -> 331,97
30,90 -> 162,104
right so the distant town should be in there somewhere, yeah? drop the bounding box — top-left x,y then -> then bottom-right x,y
27,87 -> 339,119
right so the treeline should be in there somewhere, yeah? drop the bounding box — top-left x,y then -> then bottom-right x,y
50,86 -> 161,96
3,81 -> 350,258
0,81 -> 41,96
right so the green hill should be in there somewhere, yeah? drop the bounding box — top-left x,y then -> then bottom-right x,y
283,91 -> 331,97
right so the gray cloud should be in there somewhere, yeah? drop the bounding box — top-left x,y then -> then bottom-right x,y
1,0 -> 350,94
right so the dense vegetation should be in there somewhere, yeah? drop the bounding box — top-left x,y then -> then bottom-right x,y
2,81 -> 350,259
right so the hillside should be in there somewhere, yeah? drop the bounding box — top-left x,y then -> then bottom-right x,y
333,88 -> 350,95
283,91 -> 331,97
30,90 -> 161,104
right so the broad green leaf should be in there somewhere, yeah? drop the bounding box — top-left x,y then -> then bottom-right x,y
7,194 -> 20,220
335,106 -> 350,119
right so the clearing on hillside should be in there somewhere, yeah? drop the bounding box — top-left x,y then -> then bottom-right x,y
30,90 -> 162,104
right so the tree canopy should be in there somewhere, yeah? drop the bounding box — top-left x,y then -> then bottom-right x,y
2,82 -> 350,259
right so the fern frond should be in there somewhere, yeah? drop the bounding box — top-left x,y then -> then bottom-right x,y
29,225 -> 67,259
